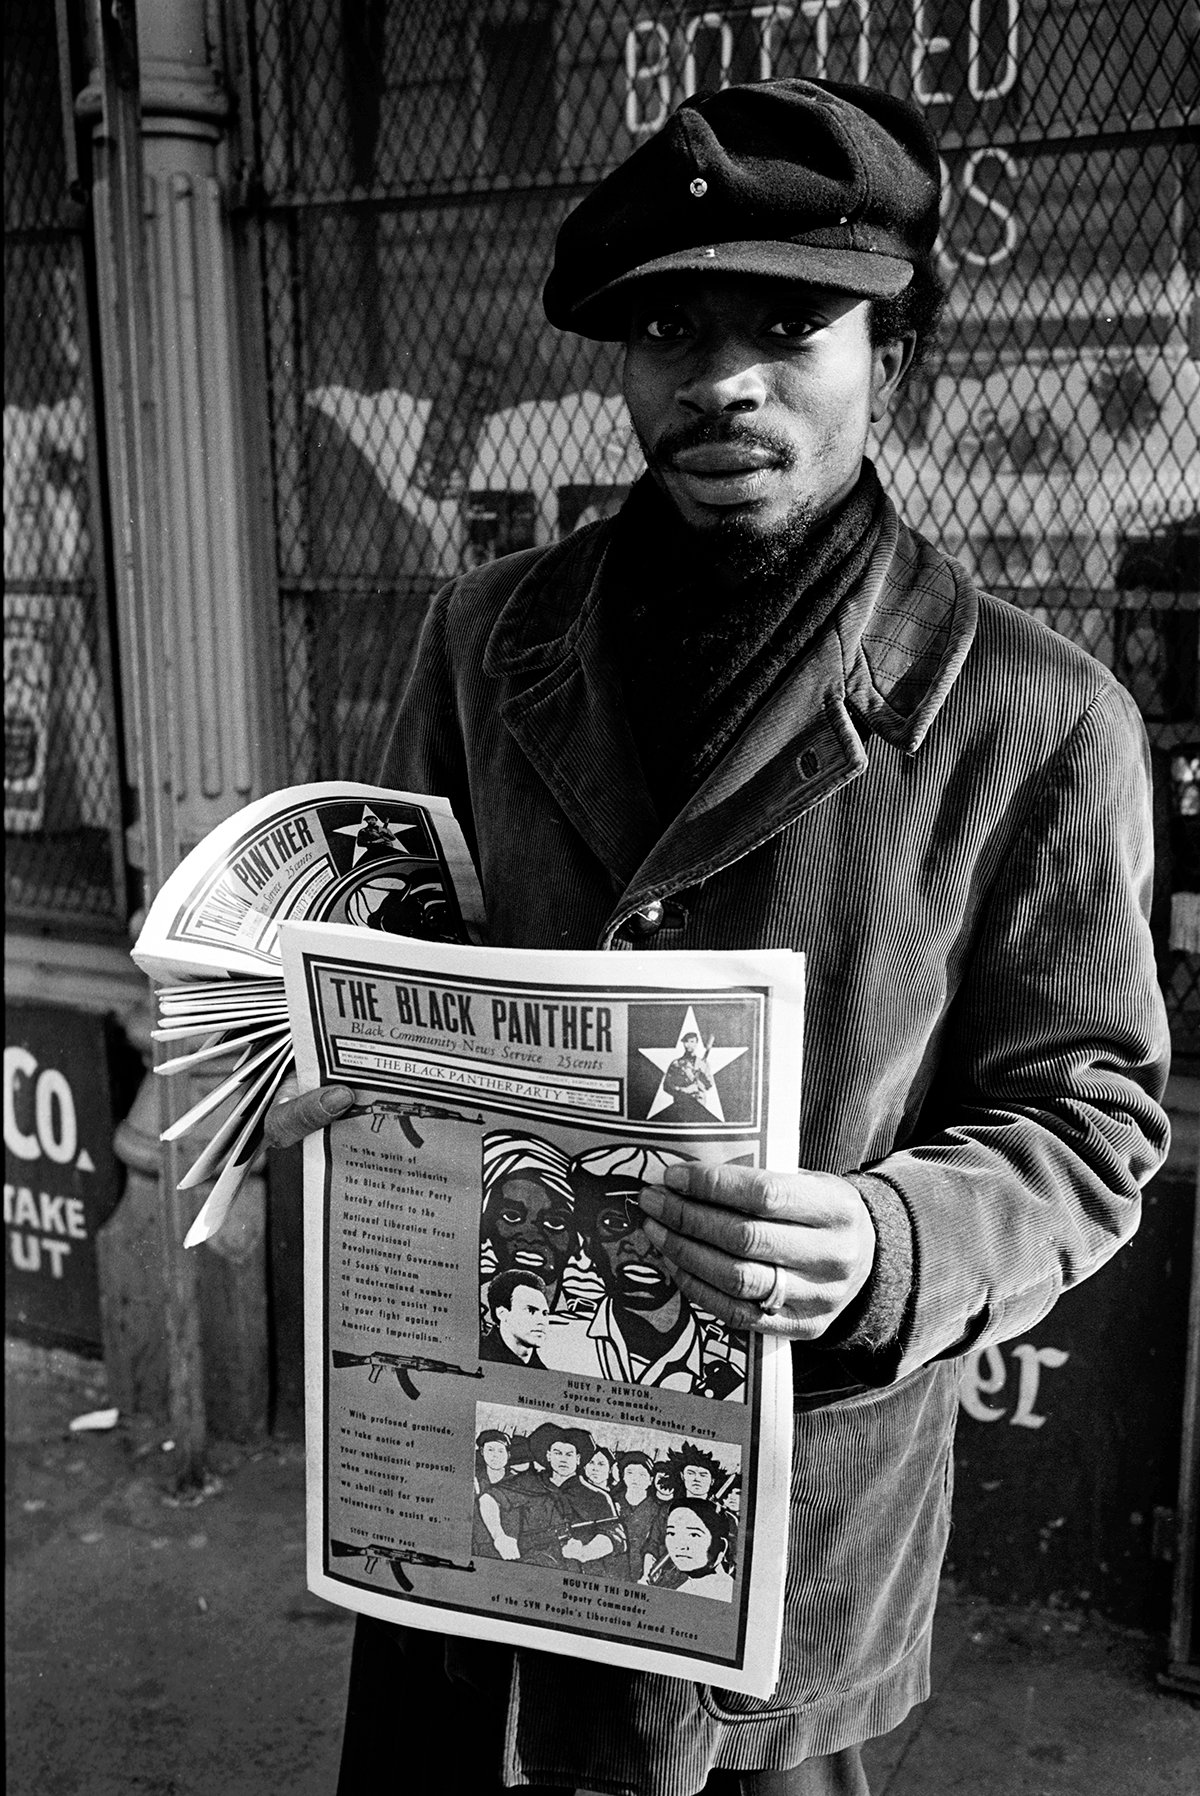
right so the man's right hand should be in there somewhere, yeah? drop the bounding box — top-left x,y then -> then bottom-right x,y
263,1081 -> 354,1151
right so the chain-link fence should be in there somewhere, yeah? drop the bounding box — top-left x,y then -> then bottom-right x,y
4,1 -> 127,932
234,0 -> 1199,1058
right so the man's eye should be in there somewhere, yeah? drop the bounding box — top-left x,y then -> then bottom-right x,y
498,1208 -> 524,1226
542,1217 -> 569,1236
765,318 -> 818,340
640,314 -> 690,341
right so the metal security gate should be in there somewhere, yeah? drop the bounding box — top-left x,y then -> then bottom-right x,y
4,0 -> 128,933
231,0 -> 1199,1058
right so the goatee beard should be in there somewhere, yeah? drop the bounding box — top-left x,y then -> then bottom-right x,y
681,494 -> 820,586
638,420 -> 819,587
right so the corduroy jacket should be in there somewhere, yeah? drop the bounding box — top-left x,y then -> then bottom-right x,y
378,500 -> 1170,1792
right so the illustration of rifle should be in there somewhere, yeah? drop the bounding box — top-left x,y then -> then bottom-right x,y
552,1517 -> 626,1548
330,1538 -> 475,1592
342,1100 -> 484,1147
331,1349 -> 485,1400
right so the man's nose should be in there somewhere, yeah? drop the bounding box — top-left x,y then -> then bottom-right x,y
676,338 -> 766,414
623,1220 -> 659,1256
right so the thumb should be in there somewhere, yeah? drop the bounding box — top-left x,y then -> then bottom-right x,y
264,1084 -> 353,1150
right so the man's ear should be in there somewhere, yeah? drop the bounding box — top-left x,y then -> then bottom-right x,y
870,332 -> 917,422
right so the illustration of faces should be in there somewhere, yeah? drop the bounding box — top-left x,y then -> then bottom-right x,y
583,1447 -> 615,1491
484,1174 -> 576,1295
657,1496 -> 735,1598
681,1462 -> 715,1500
621,1460 -> 652,1502
475,1429 -> 510,1485
480,1131 -> 580,1305
546,1439 -> 580,1484
665,1506 -> 717,1574
472,1403 -> 742,1590
479,1132 -> 747,1401
585,1177 -> 677,1313
497,1280 -> 550,1355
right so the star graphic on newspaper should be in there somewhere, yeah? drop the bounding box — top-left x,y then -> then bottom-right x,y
332,805 -> 421,868
638,1007 -> 748,1122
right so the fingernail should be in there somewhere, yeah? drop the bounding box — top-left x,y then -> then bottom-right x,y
321,1087 -> 353,1116
639,1185 -> 664,1215
663,1166 -> 689,1192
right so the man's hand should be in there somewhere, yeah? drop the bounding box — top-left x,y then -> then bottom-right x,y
638,1163 -> 876,1338
262,1079 -> 354,1151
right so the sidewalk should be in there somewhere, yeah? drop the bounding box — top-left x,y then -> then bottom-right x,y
7,1342 -> 1198,1796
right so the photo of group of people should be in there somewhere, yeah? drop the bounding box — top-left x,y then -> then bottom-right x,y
478,1129 -> 749,1399
472,1405 -> 742,1601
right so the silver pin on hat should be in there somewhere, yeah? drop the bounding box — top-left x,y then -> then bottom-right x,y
689,177 -> 708,197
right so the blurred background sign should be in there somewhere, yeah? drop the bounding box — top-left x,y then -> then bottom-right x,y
4,1004 -> 125,1355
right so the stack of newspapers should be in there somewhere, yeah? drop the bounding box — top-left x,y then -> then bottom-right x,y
132,784 -> 484,1245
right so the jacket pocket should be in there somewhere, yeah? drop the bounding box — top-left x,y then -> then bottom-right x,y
702,1363 -> 958,1721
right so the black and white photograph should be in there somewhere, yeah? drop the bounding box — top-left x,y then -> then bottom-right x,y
6,2 -> 1199,1794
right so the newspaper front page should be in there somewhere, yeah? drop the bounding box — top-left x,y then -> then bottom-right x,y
280,919 -> 803,1698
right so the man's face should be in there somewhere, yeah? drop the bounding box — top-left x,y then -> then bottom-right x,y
484,1176 -> 575,1285
497,1284 -> 550,1354
621,274 -> 910,562
681,1463 -> 714,1499
547,1441 -> 580,1483
681,1034 -> 700,1055
481,1439 -> 508,1472
587,1185 -> 677,1312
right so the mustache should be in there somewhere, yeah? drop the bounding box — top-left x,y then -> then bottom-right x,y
646,417 -> 797,470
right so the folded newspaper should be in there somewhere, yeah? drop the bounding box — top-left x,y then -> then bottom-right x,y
280,917 -> 802,1697
131,784 -> 485,1246
136,784 -> 803,1694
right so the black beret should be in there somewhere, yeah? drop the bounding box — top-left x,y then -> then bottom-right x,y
543,79 -> 941,340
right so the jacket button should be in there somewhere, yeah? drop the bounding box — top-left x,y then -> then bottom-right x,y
798,747 -> 821,780
624,901 -> 664,938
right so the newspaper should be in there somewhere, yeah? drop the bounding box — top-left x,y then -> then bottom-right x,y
279,917 -> 803,1697
131,784 -> 484,1244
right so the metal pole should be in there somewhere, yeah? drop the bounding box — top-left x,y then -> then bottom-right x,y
83,0 -> 207,1484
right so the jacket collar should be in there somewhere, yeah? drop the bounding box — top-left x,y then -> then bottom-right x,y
484,497 -> 978,913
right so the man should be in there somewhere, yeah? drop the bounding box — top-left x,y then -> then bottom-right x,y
481,1268 -> 551,1366
670,1442 -> 725,1503
661,1030 -> 715,1120
539,1142 -> 746,1397
270,77 -> 1169,1796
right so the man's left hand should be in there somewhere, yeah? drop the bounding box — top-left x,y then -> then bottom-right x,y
639,1164 -> 876,1338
